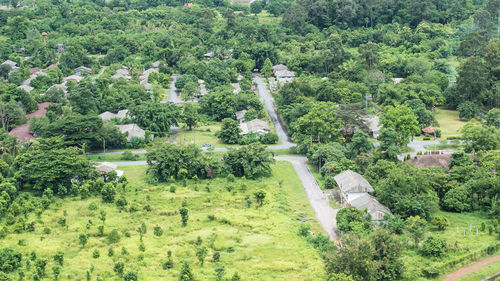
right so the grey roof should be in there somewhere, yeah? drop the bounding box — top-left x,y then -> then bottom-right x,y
231,83 -> 241,93
140,68 -> 159,90
334,170 -> 374,193
349,193 -> 391,221
272,64 -> 288,72
64,75 -> 84,83
362,115 -> 381,134
99,110 -> 129,121
112,68 -> 131,80
2,60 -> 18,69
18,85 -> 34,92
74,66 -> 92,75
116,124 -> 145,141
47,83 -> 68,96
275,70 -> 295,78
239,119 -> 270,135
235,110 -> 247,121
96,162 -> 118,173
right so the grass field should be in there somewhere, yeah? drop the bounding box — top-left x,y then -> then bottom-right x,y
455,258 -> 500,281
434,107 -> 467,138
401,211 -> 499,281
1,163 -> 326,280
86,153 -> 146,162
173,125 -> 227,148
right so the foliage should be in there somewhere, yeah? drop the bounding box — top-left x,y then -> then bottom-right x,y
222,144 -> 274,178
130,102 -> 179,134
405,216 -> 427,247
380,105 -> 419,147
430,216 -> 449,230
420,236 -> 447,257
217,118 -> 241,144
336,207 -> 367,232
0,248 -> 22,273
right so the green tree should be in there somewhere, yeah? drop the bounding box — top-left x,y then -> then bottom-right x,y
406,216 -> 427,247
179,262 -> 194,281
123,271 -> 138,281
78,234 -> 88,247
420,236 -> 447,257
250,0 -> 265,14
336,207 -> 366,232
348,131 -> 373,158
292,102 -> 344,145
182,103 -> 199,130
253,190 -> 266,207
262,58 -> 273,77
0,100 -> 26,131
222,144 -> 274,178
358,42 -> 379,68
460,120 -> 500,151
0,247 -> 22,273
42,114 -> 104,149
282,3 -> 307,33
130,102 -> 180,134
380,105 -> 419,147
430,216 -> 449,230
485,108 -> 500,128
179,207 -> 189,226
196,247 -> 207,266
457,101 -> 478,120
217,118 -> 241,144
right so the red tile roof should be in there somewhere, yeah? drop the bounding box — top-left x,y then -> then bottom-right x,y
30,68 -> 39,74
422,127 -> 436,133
9,102 -> 53,141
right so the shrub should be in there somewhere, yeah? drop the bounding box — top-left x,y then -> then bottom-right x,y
323,176 -> 336,189
336,207 -> 366,232
107,229 -> 121,244
123,271 -> 138,281
113,262 -> 124,276
0,248 -> 22,273
421,236 -> 447,257
121,150 -> 136,161
431,216 -> 450,230
92,249 -> 100,259
153,226 -> 163,237
259,133 -> 278,144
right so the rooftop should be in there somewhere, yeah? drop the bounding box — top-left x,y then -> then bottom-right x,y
349,193 -> 391,221
334,170 -> 374,194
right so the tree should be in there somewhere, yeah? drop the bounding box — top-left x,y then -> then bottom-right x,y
457,32 -> 486,57
0,100 -> 26,131
29,116 -> 49,137
123,271 -> 138,281
380,105 -> 419,147
358,42 -> 379,68
196,247 -> 207,266
42,114 -> 104,149
420,236 -> 447,257
250,0 -> 265,15
182,103 -> 199,130
217,118 -> 241,144
15,137 -> 92,194
222,144 -> 275,178
262,58 -> 273,77
130,102 -> 180,134
179,207 -> 189,226
0,64 -> 11,79
0,247 -> 22,273
430,216 -> 449,230
442,185 -> 473,212
53,252 -> 64,266
78,234 -> 88,247
179,262 -> 194,281
376,164 -> 439,219
113,262 -> 125,276
460,120 -> 500,151
457,101 -> 478,120
449,150 -> 473,169
68,81 -> 98,115
282,3 -> 307,33
485,108 -> 500,128
348,131 -> 373,158
254,190 -> 266,207
336,207 -> 366,232
406,216 -> 427,247
292,102 -> 344,145
456,56 -> 490,106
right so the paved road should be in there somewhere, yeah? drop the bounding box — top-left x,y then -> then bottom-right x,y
163,75 -> 183,104
276,156 -> 338,239
253,75 -> 295,149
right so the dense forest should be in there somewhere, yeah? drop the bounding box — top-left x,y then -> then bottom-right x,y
0,0 -> 499,280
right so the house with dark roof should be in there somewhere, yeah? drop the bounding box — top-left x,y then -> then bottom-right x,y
406,153 -> 453,170
75,66 -> 92,76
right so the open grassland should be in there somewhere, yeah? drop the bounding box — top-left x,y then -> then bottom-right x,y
173,124 -> 228,148
402,211 -> 499,281
257,11 -> 281,25
86,153 -> 147,162
1,163 -> 325,280
434,107 -> 467,138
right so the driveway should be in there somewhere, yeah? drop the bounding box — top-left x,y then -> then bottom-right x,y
162,75 -> 183,104
275,156 -> 338,240
253,75 -> 295,149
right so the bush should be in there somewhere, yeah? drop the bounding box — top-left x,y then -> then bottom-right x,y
0,248 -> 22,273
107,229 -> 121,244
458,101 -> 478,120
153,226 -> 163,237
121,150 -> 137,160
421,236 -> 447,257
442,185 -> 472,212
336,207 -> 367,232
259,133 -> 278,144
324,176 -> 336,189
431,216 -> 450,230
92,249 -> 100,259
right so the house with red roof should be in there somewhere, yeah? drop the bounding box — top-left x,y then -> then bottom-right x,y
9,102 -> 52,141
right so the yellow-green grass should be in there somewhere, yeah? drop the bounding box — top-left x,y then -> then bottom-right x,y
86,153 -> 146,162
434,107 -> 467,138
257,11 -> 281,24
402,211 -> 499,281
2,163 -> 325,280
455,258 -> 500,281
174,124 -> 229,148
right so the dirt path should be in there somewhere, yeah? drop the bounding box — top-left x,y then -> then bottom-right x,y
443,254 -> 500,281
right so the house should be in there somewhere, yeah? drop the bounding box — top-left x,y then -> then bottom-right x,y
391,78 -> 404,84
112,68 -> 131,80
18,85 -> 34,92
204,52 -> 214,60
231,83 -> 241,94
349,193 -> 392,221
1,60 -> 18,70
334,169 -> 391,222
47,83 -> 68,96
64,75 -> 84,83
406,154 -> 453,170
74,66 -> 92,76
95,162 -> 124,179
235,110 -> 247,123
239,119 -> 270,135
9,102 -> 52,141
30,68 -> 39,75
116,124 -> 146,141
99,109 -> 129,121
272,64 -> 295,83
362,115 -> 381,138
140,68 -> 159,91
422,126 -> 436,134
334,170 -> 374,204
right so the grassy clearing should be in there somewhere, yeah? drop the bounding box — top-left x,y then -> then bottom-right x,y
2,163 -> 325,280
434,107 -> 467,138
257,11 -> 281,24
86,153 -> 147,162
174,124 -> 230,148
455,258 -> 500,281
402,211 -> 499,281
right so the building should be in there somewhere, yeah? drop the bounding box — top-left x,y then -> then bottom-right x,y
95,162 -> 124,179
239,119 -> 270,135
272,64 -> 295,83
140,68 -> 159,91
18,85 -> 34,92
334,170 -> 391,222
112,68 -> 131,80
47,83 -> 68,96
231,83 -> 241,93
235,110 -> 247,123
99,109 -> 129,121
116,124 -> 146,141
1,60 -> 18,71
64,75 -> 84,83
391,78 -> 404,84
74,66 -> 92,76
8,102 -> 52,141
407,154 -> 453,170
362,115 -> 381,138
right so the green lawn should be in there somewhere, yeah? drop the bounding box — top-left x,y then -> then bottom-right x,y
174,124 -> 229,148
401,211 -> 499,281
434,107 -> 467,138
455,258 -> 500,281
1,163 -> 326,280
86,153 -> 146,162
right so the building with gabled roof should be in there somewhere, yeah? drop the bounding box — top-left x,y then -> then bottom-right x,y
239,119 -> 270,135
349,193 -> 391,221
334,170 -> 374,203
112,68 -> 131,80
116,124 -> 146,141
99,109 -> 129,121
75,66 -> 92,76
